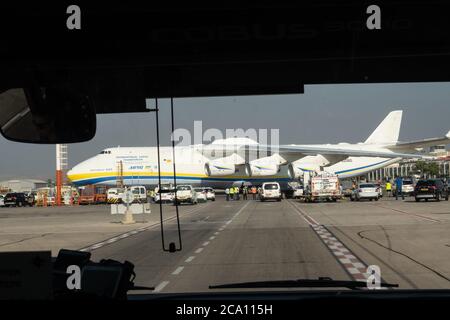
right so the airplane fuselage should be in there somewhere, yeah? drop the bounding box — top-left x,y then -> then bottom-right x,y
67,146 -> 400,188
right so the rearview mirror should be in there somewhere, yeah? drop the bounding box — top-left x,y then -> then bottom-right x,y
0,87 -> 96,144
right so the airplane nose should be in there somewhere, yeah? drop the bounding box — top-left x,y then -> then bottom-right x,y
66,169 -> 75,182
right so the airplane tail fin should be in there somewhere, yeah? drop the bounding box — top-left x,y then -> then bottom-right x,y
364,110 -> 403,145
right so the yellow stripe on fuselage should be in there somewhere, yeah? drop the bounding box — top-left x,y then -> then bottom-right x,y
67,171 -> 288,182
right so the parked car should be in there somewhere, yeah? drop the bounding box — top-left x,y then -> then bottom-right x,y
402,179 -> 415,196
414,179 -> 449,202
194,188 -> 208,202
260,182 -> 282,202
3,192 -> 33,207
175,185 -> 198,205
203,187 -> 216,201
154,188 -> 175,203
392,178 -> 415,196
350,183 -> 380,201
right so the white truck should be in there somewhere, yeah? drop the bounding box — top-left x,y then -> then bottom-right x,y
174,185 -> 198,205
301,172 -> 342,202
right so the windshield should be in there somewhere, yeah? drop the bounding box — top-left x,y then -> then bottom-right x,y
158,189 -> 174,193
416,180 -> 436,186
359,184 -> 376,188
177,186 -> 191,191
2,82 -> 450,299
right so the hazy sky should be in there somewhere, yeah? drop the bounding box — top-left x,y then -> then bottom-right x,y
1,82 -> 449,180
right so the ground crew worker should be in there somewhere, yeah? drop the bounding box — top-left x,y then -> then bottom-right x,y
229,186 -> 235,200
395,176 -> 404,200
251,186 -> 257,200
243,186 -> 248,200
385,181 -> 392,197
235,186 -> 240,200
225,187 -> 230,201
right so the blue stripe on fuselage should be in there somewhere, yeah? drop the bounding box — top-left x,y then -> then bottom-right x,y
72,175 -> 292,186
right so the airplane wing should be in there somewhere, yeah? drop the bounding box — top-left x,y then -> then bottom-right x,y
386,130 -> 450,151
199,143 -> 431,159
256,145 -> 430,159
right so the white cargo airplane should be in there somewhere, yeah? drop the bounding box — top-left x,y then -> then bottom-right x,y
67,110 -> 450,187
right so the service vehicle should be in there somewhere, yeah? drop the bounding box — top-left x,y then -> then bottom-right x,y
175,185 -> 198,205
302,173 -> 342,202
130,186 -> 147,203
260,182 -> 282,202
78,185 -> 107,205
107,188 -> 124,203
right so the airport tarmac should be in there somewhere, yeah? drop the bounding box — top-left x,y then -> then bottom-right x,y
1,196 -> 449,291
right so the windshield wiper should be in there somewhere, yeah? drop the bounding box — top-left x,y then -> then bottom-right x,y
209,277 -> 398,290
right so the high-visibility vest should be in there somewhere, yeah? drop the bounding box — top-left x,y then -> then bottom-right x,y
386,182 -> 392,191
229,188 -> 235,194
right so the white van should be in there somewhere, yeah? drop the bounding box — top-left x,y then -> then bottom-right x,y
130,186 -> 147,203
260,182 -> 282,202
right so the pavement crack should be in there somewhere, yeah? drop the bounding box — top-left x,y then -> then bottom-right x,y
0,233 -> 52,248
357,230 -> 450,282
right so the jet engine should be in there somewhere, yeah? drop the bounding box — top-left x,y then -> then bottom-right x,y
287,163 -> 304,179
204,161 -> 235,176
288,162 -> 321,179
245,161 -> 279,177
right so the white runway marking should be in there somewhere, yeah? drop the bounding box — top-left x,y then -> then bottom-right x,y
288,200 -> 369,282
202,241 -> 210,246
185,256 -> 195,263
154,281 -> 170,292
172,266 -> 184,275
209,236 -> 215,240
78,202 -> 212,252
195,248 -> 204,254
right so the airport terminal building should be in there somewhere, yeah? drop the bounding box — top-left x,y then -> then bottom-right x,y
0,179 -> 47,193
